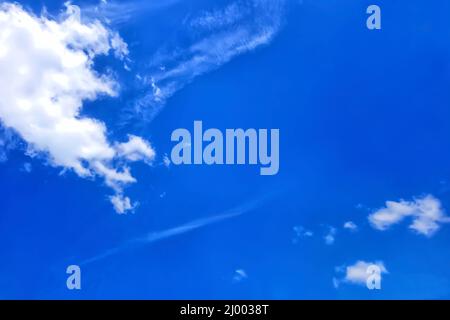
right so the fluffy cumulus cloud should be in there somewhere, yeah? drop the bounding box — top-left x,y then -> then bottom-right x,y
110,194 -> 135,214
333,260 -> 388,288
116,135 -> 155,163
368,195 -> 450,237
0,3 -> 154,213
343,221 -> 358,231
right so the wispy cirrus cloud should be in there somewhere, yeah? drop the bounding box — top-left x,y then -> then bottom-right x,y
127,0 -> 287,122
83,0 -> 182,26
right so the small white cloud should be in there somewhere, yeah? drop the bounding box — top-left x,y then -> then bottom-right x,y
22,162 -> 32,173
162,154 -> 171,168
355,203 -> 365,210
233,269 -> 248,283
115,135 -> 155,164
343,221 -> 358,231
292,225 -> 313,244
324,226 -> 336,245
332,277 -> 340,289
109,194 -> 137,214
334,260 -> 388,288
368,195 -> 450,237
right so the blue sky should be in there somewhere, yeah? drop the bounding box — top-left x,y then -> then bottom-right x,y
1,0 -> 450,299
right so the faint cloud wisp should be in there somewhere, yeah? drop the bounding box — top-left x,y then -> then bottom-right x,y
126,0 -> 287,123
80,197 -> 267,265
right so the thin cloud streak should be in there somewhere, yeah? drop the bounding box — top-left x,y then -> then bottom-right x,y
80,197 -> 266,265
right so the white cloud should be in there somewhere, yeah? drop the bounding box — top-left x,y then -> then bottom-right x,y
22,162 -> 32,173
83,0 -> 182,26
332,277 -> 340,289
324,226 -> 336,245
0,3 -> 155,213
189,2 -> 247,31
0,127 -> 18,162
162,154 -> 171,167
110,32 -> 129,59
292,225 -> 313,244
368,195 -> 450,237
129,0 -> 286,122
110,194 -> 136,214
233,269 -> 248,283
334,260 -> 388,288
343,221 -> 358,231
115,135 -> 155,163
